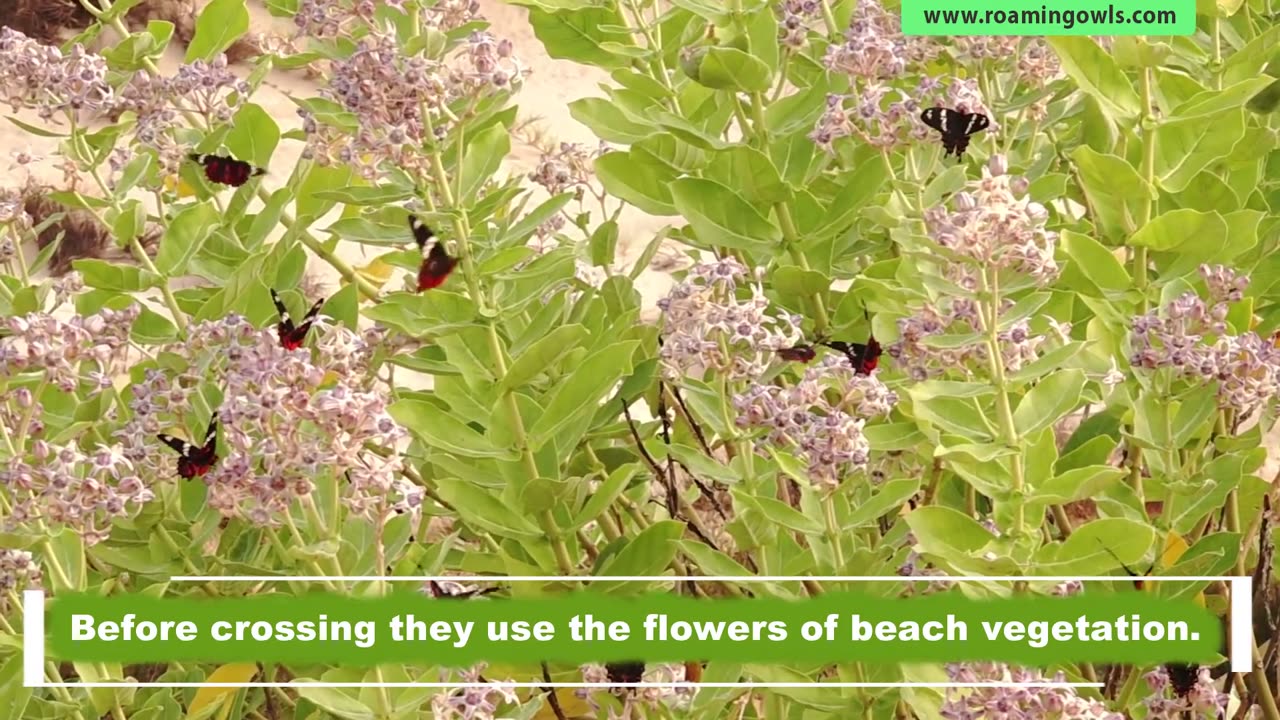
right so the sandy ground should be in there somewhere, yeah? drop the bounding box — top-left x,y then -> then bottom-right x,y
3,0 -> 1277,480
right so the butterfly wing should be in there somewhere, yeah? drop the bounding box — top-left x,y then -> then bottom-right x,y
270,288 -> 295,334
157,434 -> 193,457
418,242 -> 458,291
410,215 -> 435,251
778,345 -> 816,363
920,107 -> 947,133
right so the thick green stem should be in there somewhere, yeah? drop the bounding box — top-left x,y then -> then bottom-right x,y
978,268 -> 1026,539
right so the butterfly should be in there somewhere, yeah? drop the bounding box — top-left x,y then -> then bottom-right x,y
411,216 -> 458,292
270,288 -> 324,351
778,336 -> 882,375
604,661 -> 646,686
1101,544 -> 1201,697
157,416 -> 219,479
188,153 -> 265,187
920,107 -> 990,160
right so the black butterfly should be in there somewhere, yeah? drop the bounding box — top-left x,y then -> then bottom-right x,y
157,416 -> 219,479
605,661 -> 646,685
920,107 -> 990,160
1101,544 -> 1201,697
270,289 -> 324,351
188,153 -> 265,187
778,336 -> 882,375
410,216 -> 458,291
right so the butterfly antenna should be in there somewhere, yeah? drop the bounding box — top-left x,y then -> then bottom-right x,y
1097,541 -> 1143,578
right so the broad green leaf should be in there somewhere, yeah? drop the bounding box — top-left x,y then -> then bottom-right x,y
185,0 -> 250,62
842,478 -> 921,530
225,104 -> 280,169
695,47 -> 771,92
706,146 -> 790,206
1128,208 -> 1225,251
596,520 -> 684,577
1047,37 -> 1141,121
458,123 -> 511,204
526,6 -> 634,70
750,495 -> 825,535
388,400 -> 517,460
72,259 -> 160,292
1071,146 -> 1150,242
1062,230 -> 1130,292
1033,466 -> 1125,504
594,152 -> 677,215
292,685 -> 376,720
1012,369 -> 1085,436
904,506 -> 996,557
1154,110 -> 1247,193
0,654 -> 32,720
528,341 -> 640,450
157,203 -> 220,276
569,464 -> 639,529
44,529 -> 86,592
499,324 -> 589,392
1037,518 -> 1155,573
433,478 -> 544,539
670,177 -> 781,251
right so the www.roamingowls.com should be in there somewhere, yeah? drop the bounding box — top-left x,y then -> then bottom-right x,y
920,5 -> 1179,30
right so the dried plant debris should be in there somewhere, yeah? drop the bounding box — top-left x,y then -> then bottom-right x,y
21,181 -> 158,275
1,0 -> 260,62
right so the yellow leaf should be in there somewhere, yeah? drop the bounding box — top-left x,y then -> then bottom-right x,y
164,174 -> 198,198
187,663 -> 257,720
1160,530 -> 1190,567
529,689 -> 596,720
354,255 -> 397,293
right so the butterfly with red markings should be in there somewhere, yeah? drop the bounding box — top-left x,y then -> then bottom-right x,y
778,336 -> 882,375
410,216 -> 458,291
426,580 -> 502,599
270,289 -> 324,351
157,416 -> 219,479
920,107 -> 990,160
188,153 -> 266,188
1101,544 -> 1201,697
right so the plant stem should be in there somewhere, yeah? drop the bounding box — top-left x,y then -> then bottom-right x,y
977,268 -> 1026,539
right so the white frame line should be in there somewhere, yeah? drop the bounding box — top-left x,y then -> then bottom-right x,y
23,575 -> 1252,689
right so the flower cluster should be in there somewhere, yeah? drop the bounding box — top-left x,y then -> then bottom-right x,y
1,440 -> 154,546
1142,665 -> 1228,719
302,29 -> 523,180
116,314 -> 415,526
924,155 -> 1059,285
0,28 -> 113,121
941,663 -> 1123,719
811,77 -> 992,153
430,665 -> 518,720
0,549 -> 42,600
778,0 -> 824,49
953,37 -> 1062,91
527,141 -> 607,197
735,354 -> 897,489
657,258 -> 804,382
822,1 -> 937,80
0,307 -> 139,393
1130,267 -> 1280,414
113,54 -> 249,168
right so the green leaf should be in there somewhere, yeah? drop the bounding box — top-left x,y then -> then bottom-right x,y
0,654 -> 32,720
434,477 -> 544,539
225,104 -> 280,169
388,400 -> 517,460
1012,369 -> 1085,436
498,324 -> 589,392
695,47 -> 771,92
526,6 -> 634,70
904,506 -> 996,557
748,494 -> 825,535
1071,146 -> 1150,242
842,478 -> 921,530
1037,518 -> 1155,574
185,0 -> 250,62
44,529 -> 86,591
1154,110 -> 1247,193
156,203 -> 220,276
72,259 -> 160,292
706,146 -> 790,206
570,464 -> 639,530
458,123 -> 510,204
1129,208 -> 1225,251
1033,466 -> 1126,504
1047,37 -> 1141,121
528,341 -> 639,450
669,177 -> 781,251
594,152 -> 677,215
292,686 -> 375,720
597,520 -> 684,577
1062,230 -> 1130,292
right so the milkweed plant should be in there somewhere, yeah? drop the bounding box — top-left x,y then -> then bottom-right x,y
0,0 -> 1278,718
